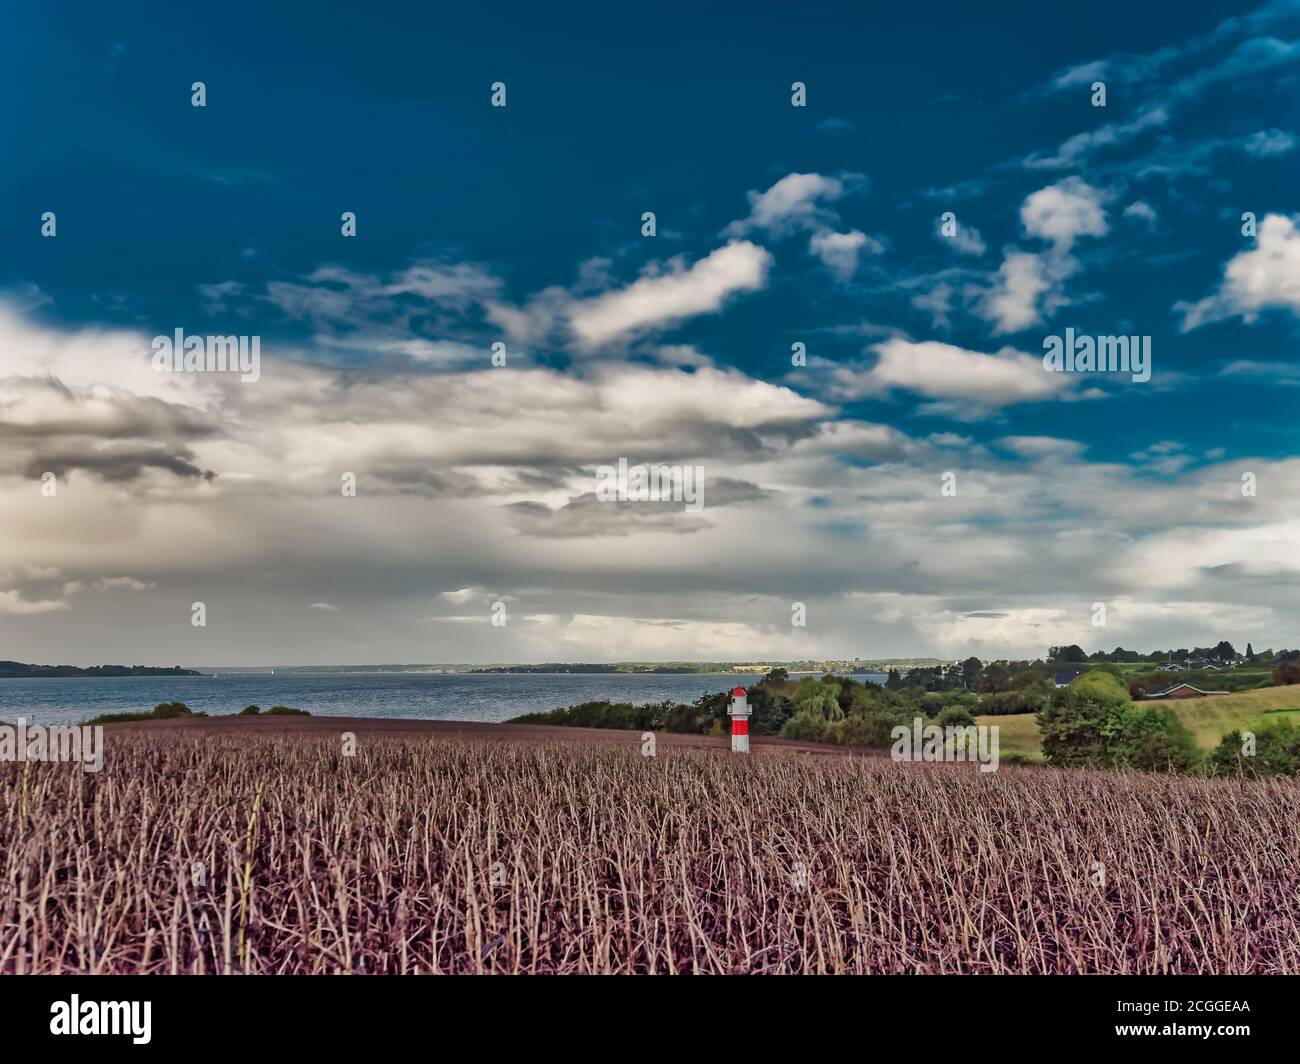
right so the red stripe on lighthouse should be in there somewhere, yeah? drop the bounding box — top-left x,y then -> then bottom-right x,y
732,720 -> 748,736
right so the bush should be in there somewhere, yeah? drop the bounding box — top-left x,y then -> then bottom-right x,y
1070,671 -> 1130,706
981,686 -> 1049,715
265,705 -> 310,716
1037,689 -> 1115,767
919,690 -> 979,717
838,701 -> 919,749
780,709 -> 831,743
509,700 -> 668,730
85,701 -> 207,726
239,705 -> 262,715
831,716 -> 881,747
84,712 -> 155,725
1105,706 -> 1200,773
1208,720 -> 1300,777
937,705 -> 976,729
1039,684 -> 1199,772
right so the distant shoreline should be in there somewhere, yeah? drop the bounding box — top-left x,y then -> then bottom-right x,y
0,662 -> 202,679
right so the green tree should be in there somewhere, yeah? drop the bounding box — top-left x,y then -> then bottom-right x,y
792,679 -> 844,721
977,662 -> 1012,693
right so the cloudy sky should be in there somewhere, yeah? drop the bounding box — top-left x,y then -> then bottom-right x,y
1,1 -> 1298,666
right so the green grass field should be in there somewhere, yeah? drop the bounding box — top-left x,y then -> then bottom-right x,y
978,683 -> 1300,758
978,712 -> 1045,762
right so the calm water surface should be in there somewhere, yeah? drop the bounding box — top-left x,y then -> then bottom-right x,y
0,671 -> 888,727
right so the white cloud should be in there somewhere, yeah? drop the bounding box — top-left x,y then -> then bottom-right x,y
1243,128 -> 1297,157
1217,359 -> 1300,384
996,436 -> 1088,460
8,226 -> 1300,666
911,283 -> 955,330
1020,178 -> 1109,250
518,613 -> 813,661
978,251 -> 1055,334
1123,201 -> 1158,228
0,589 -> 68,615
1112,520 -> 1300,592
1024,106 -> 1169,169
309,602 -> 341,611
1177,214 -> 1300,330
439,588 -> 482,605
808,229 -> 882,280
725,173 -> 851,238
725,172 -> 879,279
788,420 -> 917,462
974,180 -> 1108,334
935,217 -> 986,256
568,241 -> 772,349
1045,59 -> 1108,92
91,576 -> 155,592
822,338 -> 1070,410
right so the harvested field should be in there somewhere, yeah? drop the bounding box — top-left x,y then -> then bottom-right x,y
3,728 -> 1298,974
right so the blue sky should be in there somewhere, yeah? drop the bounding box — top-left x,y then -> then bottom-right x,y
0,1 -> 1298,664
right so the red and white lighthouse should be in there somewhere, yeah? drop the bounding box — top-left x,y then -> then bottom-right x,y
728,687 -> 751,753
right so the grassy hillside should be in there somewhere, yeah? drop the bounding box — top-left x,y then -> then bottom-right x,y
1168,684 -> 1300,747
980,712 -> 1044,761
978,683 -> 1300,758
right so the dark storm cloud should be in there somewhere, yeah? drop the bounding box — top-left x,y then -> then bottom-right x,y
24,446 -> 216,483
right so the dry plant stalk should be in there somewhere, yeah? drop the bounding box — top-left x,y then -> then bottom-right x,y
1,733 -> 1296,974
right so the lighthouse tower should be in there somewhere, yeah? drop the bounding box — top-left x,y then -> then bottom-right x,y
728,687 -> 751,753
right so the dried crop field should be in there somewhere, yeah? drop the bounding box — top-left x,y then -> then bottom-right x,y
2,732 -> 1297,974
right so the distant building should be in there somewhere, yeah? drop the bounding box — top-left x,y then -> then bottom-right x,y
1147,683 -> 1229,699
1053,671 -> 1080,688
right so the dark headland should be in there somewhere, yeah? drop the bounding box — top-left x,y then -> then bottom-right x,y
0,660 -> 202,679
